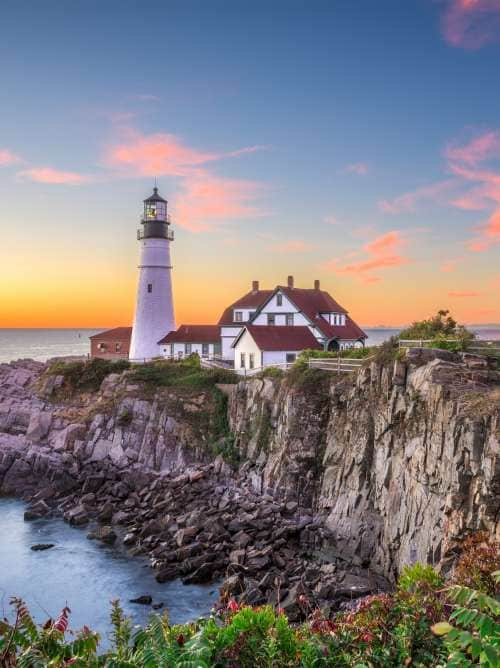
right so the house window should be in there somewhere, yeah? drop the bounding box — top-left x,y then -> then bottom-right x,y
249,311 -> 256,320
240,352 -> 246,368
267,314 -> 275,325
185,343 -> 192,355
147,283 -> 153,293
276,293 -> 283,306
340,315 -> 345,326
249,353 -> 255,369
286,314 -> 294,326
234,311 -> 243,322
170,344 -> 174,357
178,351 -> 183,359
286,353 -> 296,363
202,343 -> 209,358
97,342 -> 107,351
115,342 -> 122,353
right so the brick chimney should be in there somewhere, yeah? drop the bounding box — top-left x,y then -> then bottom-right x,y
287,275 -> 294,288
252,280 -> 259,292
314,279 -> 320,290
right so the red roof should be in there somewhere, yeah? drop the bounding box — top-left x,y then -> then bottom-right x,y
89,327 -> 132,341
260,287 -> 367,341
218,289 -> 273,326
158,324 -> 220,345
234,325 -> 322,351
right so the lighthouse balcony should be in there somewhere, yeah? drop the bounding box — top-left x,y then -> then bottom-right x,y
137,223 -> 174,241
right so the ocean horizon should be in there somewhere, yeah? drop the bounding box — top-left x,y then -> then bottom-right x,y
1,326 -> 500,365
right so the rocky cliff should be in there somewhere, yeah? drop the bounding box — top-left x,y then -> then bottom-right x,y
228,349 -> 500,580
0,351 -> 498,612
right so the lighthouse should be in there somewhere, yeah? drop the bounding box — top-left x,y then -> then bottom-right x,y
129,187 -> 175,361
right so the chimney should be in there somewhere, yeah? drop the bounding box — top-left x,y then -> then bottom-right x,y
314,279 -> 320,290
287,275 -> 294,289
252,280 -> 259,292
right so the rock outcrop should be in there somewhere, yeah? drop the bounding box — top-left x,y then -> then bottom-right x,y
0,351 -> 498,612
228,350 -> 500,580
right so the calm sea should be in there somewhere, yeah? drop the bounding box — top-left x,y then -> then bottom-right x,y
0,327 -> 499,364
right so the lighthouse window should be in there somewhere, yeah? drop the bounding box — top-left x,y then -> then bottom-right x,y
147,283 -> 153,293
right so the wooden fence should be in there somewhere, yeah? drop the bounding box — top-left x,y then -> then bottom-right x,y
398,339 -> 500,357
308,357 -> 367,373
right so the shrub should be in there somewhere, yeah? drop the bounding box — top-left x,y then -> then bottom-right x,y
47,357 -> 130,393
129,357 -> 239,390
399,562 -> 445,593
452,532 -> 500,597
399,309 -> 475,347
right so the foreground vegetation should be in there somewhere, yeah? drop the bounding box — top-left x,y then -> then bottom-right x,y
1,534 -> 498,667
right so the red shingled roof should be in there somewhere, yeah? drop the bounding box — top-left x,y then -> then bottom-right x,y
259,287 -> 367,341
234,325 -> 321,351
89,327 -> 132,341
158,324 -> 220,344
218,290 -> 273,326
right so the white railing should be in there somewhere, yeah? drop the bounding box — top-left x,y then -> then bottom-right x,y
307,357 -> 368,373
399,339 -> 500,356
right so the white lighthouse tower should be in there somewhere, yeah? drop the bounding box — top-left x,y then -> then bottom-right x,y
129,187 -> 175,361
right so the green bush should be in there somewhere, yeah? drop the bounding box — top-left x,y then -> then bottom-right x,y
399,310 -> 475,348
129,356 -> 239,389
47,357 -> 130,393
399,562 -> 445,593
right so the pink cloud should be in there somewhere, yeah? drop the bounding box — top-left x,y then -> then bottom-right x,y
105,129 -> 267,231
324,215 -> 340,225
441,0 -> 500,50
105,129 -> 266,177
272,239 -> 315,253
378,179 -> 455,214
448,290 -> 483,297
0,149 -> 21,166
345,162 -> 368,175
173,174 -> 261,232
326,230 -> 410,283
445,130 -> 500,165
17,167 -> 89,185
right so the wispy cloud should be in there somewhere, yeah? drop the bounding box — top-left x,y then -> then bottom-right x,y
440,0 -> 500,50
104,129 -> 267,231
0,149 -> 21,166
345,162 -> 368,176
17,167 -> 90,185
446,130 -> 500,250
448,290 -> 483,298
323,215 -> 340,225
173,174 -> 262,232
326,230 -> 410,284
378,179 -> 455,214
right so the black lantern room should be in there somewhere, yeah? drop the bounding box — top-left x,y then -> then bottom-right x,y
138,187 -> 174,241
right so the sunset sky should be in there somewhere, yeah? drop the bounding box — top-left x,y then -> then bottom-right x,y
1,0 -> 499,328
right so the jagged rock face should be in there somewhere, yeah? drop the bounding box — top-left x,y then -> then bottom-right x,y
0,361 -> 220,496
228,354 -> 500,579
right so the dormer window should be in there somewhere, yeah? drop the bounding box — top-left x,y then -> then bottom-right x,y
234,311 -> 243,322
276,293 -> 283,306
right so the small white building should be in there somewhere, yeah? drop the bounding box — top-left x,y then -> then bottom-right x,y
232,324 -> 321,371
158,325 -> 221,360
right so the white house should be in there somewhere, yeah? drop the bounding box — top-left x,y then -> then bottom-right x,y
232,324 -> 321,371
158,325 -> 221,360
218,280 -> 273,361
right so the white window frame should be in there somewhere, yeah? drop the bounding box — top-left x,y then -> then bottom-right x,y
249,353 -> 255,369
234,311 -> 243,322
240,352 -> 246,368
185,343 -> 192,355
267,314 -> 275,325
286,313 -> 294,326
276,293 -> 283,306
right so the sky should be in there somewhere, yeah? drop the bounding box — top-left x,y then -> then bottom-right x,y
1,0 -> 499,328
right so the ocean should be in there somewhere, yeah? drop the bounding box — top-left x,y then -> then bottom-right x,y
0,327 -> 499,364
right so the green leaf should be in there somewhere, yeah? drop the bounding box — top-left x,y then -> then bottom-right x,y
431,622 -> 454,636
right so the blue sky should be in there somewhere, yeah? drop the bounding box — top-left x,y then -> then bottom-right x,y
1,1 -> 499,327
